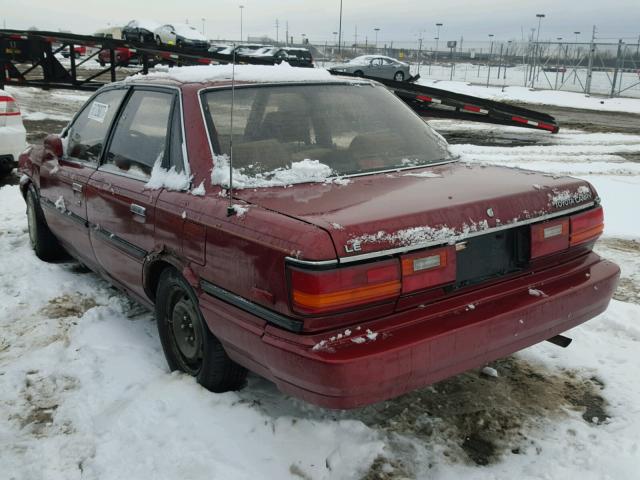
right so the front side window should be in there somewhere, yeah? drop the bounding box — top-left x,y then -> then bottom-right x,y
104,90 -> 174,178
65,89 -> 126,164
202,84 -> 451,178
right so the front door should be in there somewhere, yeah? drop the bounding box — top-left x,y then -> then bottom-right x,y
86,87 -> 177,300
39,88 -> 127,268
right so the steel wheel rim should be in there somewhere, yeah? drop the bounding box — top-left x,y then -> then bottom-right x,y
169,291 -> 203,374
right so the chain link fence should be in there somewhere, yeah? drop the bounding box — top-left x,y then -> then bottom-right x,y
307,39 -> 640,99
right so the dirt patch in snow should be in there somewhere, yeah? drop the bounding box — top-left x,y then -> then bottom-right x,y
596,238 -> 640,304
352,356 -> 610,473
40,293 -> 97,319
18,372 -> 78,437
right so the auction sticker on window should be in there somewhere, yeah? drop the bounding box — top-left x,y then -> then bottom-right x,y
88,102 -> 109,123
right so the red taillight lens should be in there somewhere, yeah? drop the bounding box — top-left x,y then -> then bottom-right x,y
570,207 -> 604,246
290,259 -> 401,314
530,218 -> 570,259
401,246 -> 456,294
0,96 -> 20,116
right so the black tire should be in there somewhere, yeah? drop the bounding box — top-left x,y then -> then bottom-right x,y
99,60 -> 105,67
354,70 -> 364,77
155,268 -> 247,392
26,185 -> 64,261
394,71 -> 405,82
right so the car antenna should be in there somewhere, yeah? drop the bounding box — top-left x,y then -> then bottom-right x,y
226,43 -> 237,217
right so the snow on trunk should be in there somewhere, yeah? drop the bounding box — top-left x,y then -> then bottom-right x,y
211,154 -> 338,189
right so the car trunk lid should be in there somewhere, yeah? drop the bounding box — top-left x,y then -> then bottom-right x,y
233,162 -> 596,264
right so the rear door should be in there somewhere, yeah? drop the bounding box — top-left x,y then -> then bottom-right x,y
39,88 -> 127,268
381,58 -> 396,79
86,87 -> 178,299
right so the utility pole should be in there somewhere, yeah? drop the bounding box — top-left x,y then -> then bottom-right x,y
610,39 -> 623,97
354,25 -> 358,54
586,25 -> 596,94
338,0 -> 343,56
417,31 -> 423,74
201,18 -> 206,36
286,21 -> 289,46
239,5 -> 244,43
374,27 -> 380,51
275,19 -> 279,44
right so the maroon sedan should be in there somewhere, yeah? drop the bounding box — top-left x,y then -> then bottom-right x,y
18,67 -> 619,408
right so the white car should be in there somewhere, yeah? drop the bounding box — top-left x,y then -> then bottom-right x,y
154,23 -> 208,50
0,90 -> 27,177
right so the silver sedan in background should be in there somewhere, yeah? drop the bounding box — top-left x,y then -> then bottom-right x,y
329,55 -> 411,81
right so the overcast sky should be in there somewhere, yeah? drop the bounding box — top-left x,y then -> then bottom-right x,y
1,0 -> 638,47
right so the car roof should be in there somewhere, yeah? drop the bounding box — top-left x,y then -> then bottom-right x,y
122,64 -> 371,88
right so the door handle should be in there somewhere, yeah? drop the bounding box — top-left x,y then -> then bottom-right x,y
72,182 -> 83,193
130,204 -> 146,217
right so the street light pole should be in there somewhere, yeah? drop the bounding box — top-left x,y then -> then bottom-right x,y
374,27 -> 380,52
531,13 -> 545,87
573,31 -> 581,84
239,5 -> 244,43
486,34 -> 494,87
201,18 -> 205,36
338,0 -> 343,56
435,22 -> 443,66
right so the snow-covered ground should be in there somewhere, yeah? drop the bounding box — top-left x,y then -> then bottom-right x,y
416,77 -> 640,114
1,85 -> 640,479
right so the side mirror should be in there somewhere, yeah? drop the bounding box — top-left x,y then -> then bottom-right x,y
43,134 -> 63,160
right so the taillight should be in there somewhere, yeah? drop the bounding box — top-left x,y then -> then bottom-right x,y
401,246 -> 456,294
290,259 -> 401,314
530,218 -> 569,259
570,207 -> 604,246
0,96 -> 20,116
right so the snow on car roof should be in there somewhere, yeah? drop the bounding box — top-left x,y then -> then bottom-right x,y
349,55 -> 399,65
170,23 -> 207,40
127,63 -> 369,85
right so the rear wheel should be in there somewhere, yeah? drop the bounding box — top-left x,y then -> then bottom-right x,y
26,185 -> 64,261
394,71 -> 405,82
155,268 -> 247,392
354,70 -> 364,77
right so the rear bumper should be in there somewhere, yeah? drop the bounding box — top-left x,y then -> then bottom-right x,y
200,252 -> 619,409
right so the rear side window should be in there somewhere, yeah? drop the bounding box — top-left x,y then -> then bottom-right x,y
104,90 -> 174,178
65,89 -> 126,164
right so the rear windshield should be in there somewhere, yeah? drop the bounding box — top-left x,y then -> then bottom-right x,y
285,49 -> 311,59
201,83 -> 451,177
